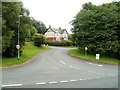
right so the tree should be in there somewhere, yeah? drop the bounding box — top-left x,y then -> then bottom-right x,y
2,1 -> 47,57
2,2 -> 33,57
71,1 -> 120,59
25,24 -> 37,42
32,20 -> 46,34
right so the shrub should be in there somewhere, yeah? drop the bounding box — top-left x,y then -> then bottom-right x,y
33,33 -> 45,47
3,47 -> 23,57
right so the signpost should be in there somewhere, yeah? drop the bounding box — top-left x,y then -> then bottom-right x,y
85,47 -> 88,56
16,45 -> 20,60
17,15 -> 22,60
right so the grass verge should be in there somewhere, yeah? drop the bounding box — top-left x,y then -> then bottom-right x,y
1,42 -> 52,67
68,49 -> 119,65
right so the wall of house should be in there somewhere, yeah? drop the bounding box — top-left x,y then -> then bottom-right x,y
45,29 -> 56,41
62,31 -> 68,40
45,29 -> 55,38
55,33 -> 61,41
45,32 -> 55,38
46,37 -> 56,41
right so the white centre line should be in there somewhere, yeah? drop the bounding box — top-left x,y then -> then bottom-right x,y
49,81 -> 58,84
79,79 -> 83,80
60,80 -> 69,83
87,78 -> 92,80
59,60 -> 66,65
36,82 -> 46,85
2,84 -> 22,87
70,79 -> 77,82
59,60 -> 80,70
68,65 -> 73,67
68,65 -> 80,70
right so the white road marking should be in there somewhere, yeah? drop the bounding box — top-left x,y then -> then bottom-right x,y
87,78 -> 92,80
70,66 -> 80,70
36,82 -> 46,85
60,80 -> 69,83
79,79 -> 82,80
81,78 -> 86,80
68,65 -> 73,67
49,81 -> 58,84
2,84 -> 22,87
68,65 -> 80,70
98,65 -> 103,66
59,60 -> 66,65
70,79 -> 77,82
59,59 -> 80,70
87,62 -> 103,67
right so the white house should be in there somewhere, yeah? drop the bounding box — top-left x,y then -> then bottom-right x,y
44,25 -> 68,41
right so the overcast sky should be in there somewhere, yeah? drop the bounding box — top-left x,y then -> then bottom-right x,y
21,0 -> 119,33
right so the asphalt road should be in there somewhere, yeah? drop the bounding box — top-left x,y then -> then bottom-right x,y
2,47 -> 118,88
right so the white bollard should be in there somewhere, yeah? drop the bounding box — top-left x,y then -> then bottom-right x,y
96,54 -> 100,60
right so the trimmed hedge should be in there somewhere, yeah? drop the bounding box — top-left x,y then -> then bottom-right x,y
45,40 -> 75,46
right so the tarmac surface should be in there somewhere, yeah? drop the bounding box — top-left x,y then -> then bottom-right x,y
2,47 -> 118,88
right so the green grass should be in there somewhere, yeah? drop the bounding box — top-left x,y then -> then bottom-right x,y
1,42 -> 52,67
68,49 -> 119,64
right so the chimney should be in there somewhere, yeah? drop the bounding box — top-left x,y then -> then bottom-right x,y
49,25 -> 51,29
59,27 -> 61,30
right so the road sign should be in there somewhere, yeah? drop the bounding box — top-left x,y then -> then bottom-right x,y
16,45 -> 20,50
96,54 -> 100,59
85,47 -> 88,51
84,47 -> 88,56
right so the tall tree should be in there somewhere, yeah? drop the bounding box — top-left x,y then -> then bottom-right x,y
2,2 -> 33,57
32,20 -> 46,34
71,1 -> 120,59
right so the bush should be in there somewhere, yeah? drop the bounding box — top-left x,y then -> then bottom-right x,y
44,40 -> 75,46
3,47 -> 23,57
33,33 -> 45,47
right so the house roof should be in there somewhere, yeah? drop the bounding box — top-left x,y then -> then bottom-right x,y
45,28 -> 68,34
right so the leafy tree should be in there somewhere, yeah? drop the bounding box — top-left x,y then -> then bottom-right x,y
25,24 -> 37,42
71,1 -> 120,59
32,20 -> 46,34
2,2 -> 32,57
68,34 -> 76,46
30,26 -> 37,36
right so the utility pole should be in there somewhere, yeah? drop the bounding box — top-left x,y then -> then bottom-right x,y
17,15 -> 22,60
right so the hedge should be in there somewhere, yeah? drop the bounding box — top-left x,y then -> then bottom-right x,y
44,40 -> 75,46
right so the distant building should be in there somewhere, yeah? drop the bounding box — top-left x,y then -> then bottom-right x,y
44,25 -> 68,41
